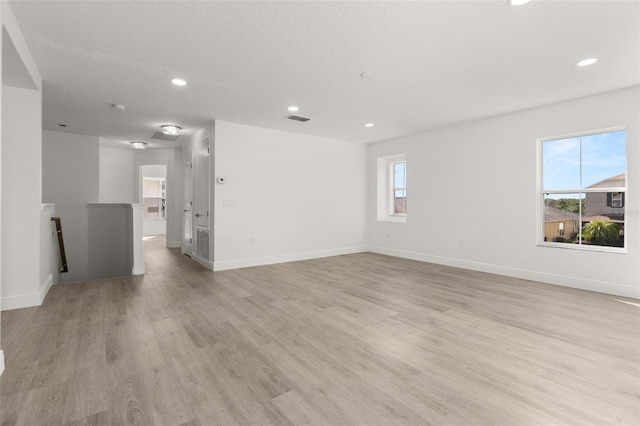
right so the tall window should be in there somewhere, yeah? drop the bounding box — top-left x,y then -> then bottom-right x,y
392,161 -> 407,215
541,129 -> 626,249
377,154 -> 406,222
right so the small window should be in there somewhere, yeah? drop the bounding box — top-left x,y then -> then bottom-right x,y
609,192 -> 624,208
540,129 -> 626,250
392,161 -> 407,215
377,154 -> 406,222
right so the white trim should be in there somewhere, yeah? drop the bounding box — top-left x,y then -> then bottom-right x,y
166,240 -> 182,248
538,127 -> 627,250
132,264 -> 145,275
214,246 -> 368,271
0,350 -> 5,377
191,252 -> 214,270
537,241 -> 627,254
1,292 -> 41,311
369,246 -> 640,299
377,154 -> 407,223
39,274 -> 53,304
539,125 -> 627,143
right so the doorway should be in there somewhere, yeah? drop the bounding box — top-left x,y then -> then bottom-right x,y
141,165 -> 167,236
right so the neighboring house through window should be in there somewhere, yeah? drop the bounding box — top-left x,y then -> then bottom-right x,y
540,128 -> 626,249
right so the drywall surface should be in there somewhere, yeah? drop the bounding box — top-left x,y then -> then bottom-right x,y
99,146 -> 135,203
40,204 -> 59,294
214,120 -> 368,270
42,130 -> 99,284
87,204 -> 133,280
368,86 -> 640,298
1,85 -> 42,309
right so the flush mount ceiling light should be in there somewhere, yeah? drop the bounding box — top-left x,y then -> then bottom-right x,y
288,106 -> 299,112
365,123 -> 375,128
577,58 -> 598,67
508,0 -> 531,6
131,141 -> 148,150
171,78 -> 187,86
161,124 -> 182,135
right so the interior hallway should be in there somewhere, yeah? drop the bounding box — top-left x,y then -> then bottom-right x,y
1,237 -> 638,425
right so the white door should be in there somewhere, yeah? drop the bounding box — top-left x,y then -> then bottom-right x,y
182,156 -> 193,256
193,137 -> 210,259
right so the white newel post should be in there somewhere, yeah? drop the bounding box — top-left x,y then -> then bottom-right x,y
131,203 -> 145,275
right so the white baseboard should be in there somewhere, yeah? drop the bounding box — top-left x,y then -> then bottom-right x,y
1,292 -> 41,311
132,264 -> 145,275
192,252 -> 214,270
0,350 -> 4,376
214,246 -> 368,272
39,274 -> 53,304
369,246 -> 640,299
167,240 -> 182,248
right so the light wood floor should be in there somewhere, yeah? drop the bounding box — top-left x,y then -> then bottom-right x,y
1,237 -> 639,425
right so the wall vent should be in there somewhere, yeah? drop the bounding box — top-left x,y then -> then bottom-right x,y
196,229 -> 210,259
151,131 -> 180,141
285,114 -> 311,122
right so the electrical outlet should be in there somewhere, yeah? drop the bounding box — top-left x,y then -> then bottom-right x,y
250,237 -> 256,246
458,239 -> 464,247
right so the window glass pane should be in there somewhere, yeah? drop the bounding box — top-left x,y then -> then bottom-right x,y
582,190 -> 624,247
394,189 -> 407,214
581,130 -> 626,188
394,162 -> 406,188
584,190 -> 625,247
544,193 -> 583,244
543,137 -> 580,190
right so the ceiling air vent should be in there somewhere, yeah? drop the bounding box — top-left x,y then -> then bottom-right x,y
151,131 -> 180,141
285,114 -> 311,122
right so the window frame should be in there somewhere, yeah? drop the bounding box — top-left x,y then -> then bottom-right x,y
377,154 -> 407,223
390,159 -> 407,217
537,126 -> 627,253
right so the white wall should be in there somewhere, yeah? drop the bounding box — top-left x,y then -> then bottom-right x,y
1,85 -> 42,310
99,146 -> 134,203
40,204 -> 60,293
99,147 -> 182,244
0,5 -> 4,374
214,120 -> 368,270
368,86 -> 640,298
87,203 -> 133,280
43,130 -> 99,284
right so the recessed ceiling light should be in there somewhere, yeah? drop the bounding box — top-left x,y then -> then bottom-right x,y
360,72 -> 375,79
111,103 -> 125,111
288,106 -> 299,112
508,0 -> 531,6
131,141 -> 148,150
171,78 -> 187,86
161,124 -> 182,135
365,123 -> 375,128
577,58 -> 598,67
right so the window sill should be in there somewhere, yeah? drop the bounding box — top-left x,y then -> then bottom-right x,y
379,215 -> 406,223
537,242 -> 627,254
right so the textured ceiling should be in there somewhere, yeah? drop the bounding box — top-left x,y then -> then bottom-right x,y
7,1 -> 640,149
